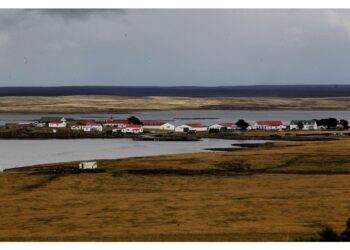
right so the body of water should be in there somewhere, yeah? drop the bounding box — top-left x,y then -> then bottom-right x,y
0,138 -> 266,171
1,110 -> 350,126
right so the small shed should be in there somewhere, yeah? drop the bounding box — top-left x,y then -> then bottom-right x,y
79,161 -> 98,169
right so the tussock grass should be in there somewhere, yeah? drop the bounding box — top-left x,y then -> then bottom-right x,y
2,95 -> 350,112
2,138 -> 350,241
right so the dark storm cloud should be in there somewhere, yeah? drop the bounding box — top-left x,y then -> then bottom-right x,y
0,9 -> 350,86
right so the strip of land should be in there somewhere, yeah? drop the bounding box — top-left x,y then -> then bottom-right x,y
2,95 -> 350,113
1,133 -> 350,241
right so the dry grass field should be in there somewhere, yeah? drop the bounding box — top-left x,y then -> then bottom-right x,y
1,137 -> 350,241
2,95 -> 350,112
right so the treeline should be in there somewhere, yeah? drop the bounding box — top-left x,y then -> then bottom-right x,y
235,118 -> 349,130
314,118 -> 348,129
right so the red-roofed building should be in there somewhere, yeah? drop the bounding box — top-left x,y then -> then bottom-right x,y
175,123 -> 208,132
142,121 -> 175,131
252,121 -> 285,130
48,120 -> 67,128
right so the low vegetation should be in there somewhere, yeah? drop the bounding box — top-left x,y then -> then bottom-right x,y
3,95 -> 350,112
1,135 -> 350,241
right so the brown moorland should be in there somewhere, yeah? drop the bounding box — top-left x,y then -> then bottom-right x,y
1,136 -> 350,241
2,95 -> 350,112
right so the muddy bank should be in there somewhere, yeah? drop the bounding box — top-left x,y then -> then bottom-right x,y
205,142 -> 274,152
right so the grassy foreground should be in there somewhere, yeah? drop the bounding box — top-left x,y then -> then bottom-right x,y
2,137 -> 350,241
2,95 -> 350,112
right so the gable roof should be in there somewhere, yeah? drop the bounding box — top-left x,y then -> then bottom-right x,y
219,123 -> 238,127
40,117 -> 64,123
125,124 -> 143,129
256,121 -> 283,127
48,121 -> 65,124
186,123 -> 208,128
142,121 -> 169,126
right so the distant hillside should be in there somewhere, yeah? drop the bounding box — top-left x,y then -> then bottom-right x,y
1,85 -> 350,97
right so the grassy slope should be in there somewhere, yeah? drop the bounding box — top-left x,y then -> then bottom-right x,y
2,137 -> 350,241
2,96 -> 350,112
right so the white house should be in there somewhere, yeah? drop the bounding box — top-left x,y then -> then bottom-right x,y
121,124 -> 143,134
82,123 -> 103,132
142,121 -> 175,131
175,123 -> 208,132
289,120 -> 318,130
71,123 -> 103,132
79,161 -> 98,169
48,121 -> 67,128
209,123 -> 240,131
251,121 -> 285,130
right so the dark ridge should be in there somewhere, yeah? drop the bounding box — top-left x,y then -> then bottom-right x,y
1,85 -> 350,97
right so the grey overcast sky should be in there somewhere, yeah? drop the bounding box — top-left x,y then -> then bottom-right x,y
1,9 -> 350,86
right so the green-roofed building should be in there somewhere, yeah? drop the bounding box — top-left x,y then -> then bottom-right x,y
290,120 -> 318,130
39,117 -> 66,123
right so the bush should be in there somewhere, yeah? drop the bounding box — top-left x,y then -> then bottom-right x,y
340,219 -> 350,241
318,225 -> 339,241
235,119 -> 250,130
316,218 -> 350,241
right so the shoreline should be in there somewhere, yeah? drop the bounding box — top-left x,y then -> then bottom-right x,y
0,133 -> 340,140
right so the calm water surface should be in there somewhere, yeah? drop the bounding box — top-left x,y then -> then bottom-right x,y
0,138 -> 266,171
1,110 -> 350,125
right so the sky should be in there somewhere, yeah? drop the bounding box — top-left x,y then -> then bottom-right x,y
1,9 -> 350,86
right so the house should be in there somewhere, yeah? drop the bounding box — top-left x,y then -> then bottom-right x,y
121,124 -> 143,134
78,120 -> 103,132
103,120 -> 131,128
82,123 -> 103,132
142,121 -> 175,131
79,161 -> 98,169
48,120 -> 67,128
290,120 -> 318,130
175,123 -> 208,132
39,117 -> 66,124
252,121 -> 285,130
209,123 -> 240,131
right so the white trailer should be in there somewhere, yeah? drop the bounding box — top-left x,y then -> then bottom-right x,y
79,161 -> 98,169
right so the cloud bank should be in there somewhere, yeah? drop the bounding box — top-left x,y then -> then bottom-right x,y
0,9 -> 350,86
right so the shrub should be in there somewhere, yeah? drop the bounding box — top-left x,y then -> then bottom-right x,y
318,225 -> 339,242
316,218 -> 350,241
